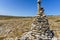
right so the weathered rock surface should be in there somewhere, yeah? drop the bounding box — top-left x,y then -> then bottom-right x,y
20,14 -> 54,40
20,0 -> 55,40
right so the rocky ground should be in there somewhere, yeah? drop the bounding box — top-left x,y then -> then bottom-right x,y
0,16 -> 60,40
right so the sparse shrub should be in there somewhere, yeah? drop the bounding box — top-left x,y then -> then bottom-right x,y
55,20 -> 60,22
0,23 -> 3,26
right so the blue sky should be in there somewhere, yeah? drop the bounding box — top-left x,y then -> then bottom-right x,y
0,0 -> 60,16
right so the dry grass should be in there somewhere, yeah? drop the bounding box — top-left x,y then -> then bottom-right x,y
0,15 -> 60,40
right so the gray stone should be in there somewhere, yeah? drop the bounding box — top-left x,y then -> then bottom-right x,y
20,0 -> 55,40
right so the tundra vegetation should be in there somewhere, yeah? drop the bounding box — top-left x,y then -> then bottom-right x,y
0,15 -> 60,40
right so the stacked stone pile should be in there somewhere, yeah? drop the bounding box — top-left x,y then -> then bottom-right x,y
20,8 -> 54,40
20,0 -> 54,40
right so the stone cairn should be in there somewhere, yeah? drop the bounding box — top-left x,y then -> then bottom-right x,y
20,0 -> 54,40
